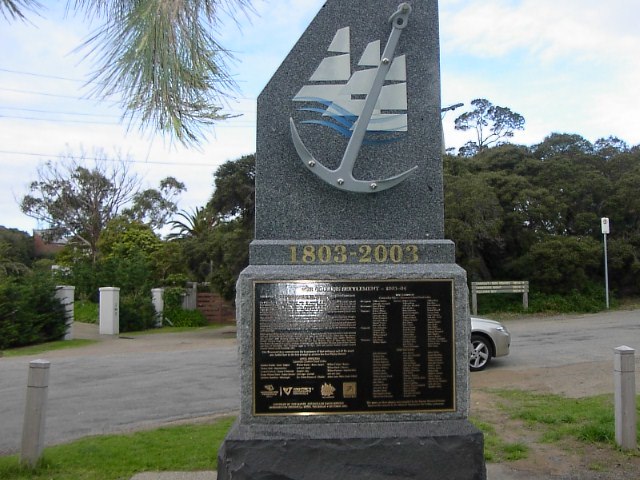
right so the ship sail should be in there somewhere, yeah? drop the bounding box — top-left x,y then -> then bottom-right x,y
293,26 -> 408,139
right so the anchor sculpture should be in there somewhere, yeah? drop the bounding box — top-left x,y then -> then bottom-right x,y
290,3 -> 418,193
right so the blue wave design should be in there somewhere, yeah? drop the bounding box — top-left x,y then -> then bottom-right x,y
294,96 -> 406,144
301,120 -> 353,138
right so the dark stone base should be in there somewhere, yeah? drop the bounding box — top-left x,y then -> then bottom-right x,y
217,420 -> 486,480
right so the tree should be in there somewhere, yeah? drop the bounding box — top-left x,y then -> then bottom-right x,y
207,154 -> 255,224
532,133 -> 593,160
168,154 -> 256,299
444,172 -> 503,280
454,99 -> 525,155
20,150 -> 183,262
2,0 -> 253,146
167,206 -> 216,240
0,0 -> 40,21
0,226 -> 33,268
123,177 -> 186,230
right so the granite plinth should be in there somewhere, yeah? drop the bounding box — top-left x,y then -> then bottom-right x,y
217,420 -> 486,480
235,263 -> 470,424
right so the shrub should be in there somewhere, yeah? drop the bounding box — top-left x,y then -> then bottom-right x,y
119,294 -> 156,332
163,308 -> 207,328
0,272 -> 66,349
74,300 -> 99,324
161,286 -> 207,327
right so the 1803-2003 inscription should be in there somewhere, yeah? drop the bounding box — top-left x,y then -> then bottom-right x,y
288,244 -> 419,264
253,280 -> 455,415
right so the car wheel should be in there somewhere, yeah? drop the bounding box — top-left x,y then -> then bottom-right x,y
470,334 -> 492,371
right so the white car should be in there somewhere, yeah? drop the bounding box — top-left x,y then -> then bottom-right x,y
470,317 -> 511,371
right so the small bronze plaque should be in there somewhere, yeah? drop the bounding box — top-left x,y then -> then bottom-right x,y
253,280 -> 455,415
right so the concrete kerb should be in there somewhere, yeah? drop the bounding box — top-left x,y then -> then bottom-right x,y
127,464 -> 531,479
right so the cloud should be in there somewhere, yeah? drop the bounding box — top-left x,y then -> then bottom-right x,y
441,0 -> 640,64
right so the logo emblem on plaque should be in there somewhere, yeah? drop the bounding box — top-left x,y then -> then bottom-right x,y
321,382 -> 337,398
290,3 -> 418,193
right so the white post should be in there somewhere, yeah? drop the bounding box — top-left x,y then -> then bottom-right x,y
21,359 -> 50,467
614,346 -> 636,450
99,287 -> 120,335
55,286 -> 75,340
151,288 -> 165,328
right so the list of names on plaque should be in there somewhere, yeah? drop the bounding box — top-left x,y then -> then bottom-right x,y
254,280 -> 455,415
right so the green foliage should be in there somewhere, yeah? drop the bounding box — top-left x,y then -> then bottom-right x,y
163,286 -> 185,310
207,219 -> 252,300
474,286 -> 610,315
98,218 -> 162,260
509,236 -> 601,294
119,294 -> 156,332
445,136 -> 640,306
0,226 -> 33,266
207,154 -> 255,223
123,177 -> 186,230
0,271 -> 66,349
5,1 -> 254,146
74,300 -> 98,324
163,308 -> 207,328
0,417 -> 235,480
160,285 -> 207,328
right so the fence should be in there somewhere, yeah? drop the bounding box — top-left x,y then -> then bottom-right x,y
470,281 -> 529,315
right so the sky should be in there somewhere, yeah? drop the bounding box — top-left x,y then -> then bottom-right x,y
1,0 -> 639,234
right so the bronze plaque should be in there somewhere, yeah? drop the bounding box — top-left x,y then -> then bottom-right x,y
253,280 -> 455,415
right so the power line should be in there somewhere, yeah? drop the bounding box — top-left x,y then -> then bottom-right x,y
0,114 -> 256,128
0,67 -> 88,84
0,106 -> 120,118
0,104 -> 256,119
0,149 -> 226,168
0,86 -> 106,102
0,114 -> 119,126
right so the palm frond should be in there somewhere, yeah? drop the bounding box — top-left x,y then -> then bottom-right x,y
71,0 -> 254,147
0,0 -> 42,21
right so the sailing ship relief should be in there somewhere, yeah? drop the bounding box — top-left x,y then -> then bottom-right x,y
289,3 -> 417,194
293,26 -> 408,141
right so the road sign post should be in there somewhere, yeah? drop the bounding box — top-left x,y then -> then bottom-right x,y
601,217 -> 610,309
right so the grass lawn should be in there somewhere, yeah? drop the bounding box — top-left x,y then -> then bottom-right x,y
1,389 -> 638,478
3,340 -> 98,358
0,417 -> 235,480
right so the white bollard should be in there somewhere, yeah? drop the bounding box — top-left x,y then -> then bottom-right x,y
99,287 -> 120,335
55,286 -> 75,340
21,359 -> 50,467
151,288 -> 165,328
614,346 -> 637,450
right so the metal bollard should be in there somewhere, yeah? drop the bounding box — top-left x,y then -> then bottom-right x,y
20,359 -> 51,467
614,346 -> 637,450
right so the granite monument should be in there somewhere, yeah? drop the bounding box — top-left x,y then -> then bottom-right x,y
217,1 -> 486,478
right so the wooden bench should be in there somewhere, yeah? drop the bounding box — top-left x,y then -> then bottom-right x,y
470,281 -> 529,315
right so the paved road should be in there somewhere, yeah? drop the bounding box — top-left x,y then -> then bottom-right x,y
1,309 -> 639,456
486,307 -> 640,369
0,326 -> 240,455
